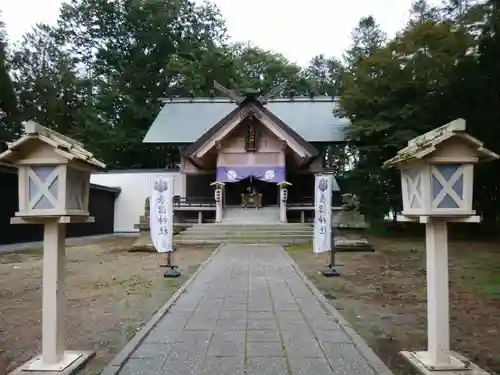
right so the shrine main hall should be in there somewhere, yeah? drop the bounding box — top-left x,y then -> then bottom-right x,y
142,86 -> 348,223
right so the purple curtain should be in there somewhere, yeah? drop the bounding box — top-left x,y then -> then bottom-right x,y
216,166 -> 285,183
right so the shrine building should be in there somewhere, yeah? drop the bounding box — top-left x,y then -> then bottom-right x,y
143,87 -> 349,223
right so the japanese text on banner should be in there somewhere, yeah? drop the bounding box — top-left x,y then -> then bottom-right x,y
313,175 -> 333,254
149,177 -> 173,253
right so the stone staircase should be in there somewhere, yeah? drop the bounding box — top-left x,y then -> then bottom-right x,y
173,207 -> 313,245
174,223 -> 313,245
222,206 -> 280,224
132,203 -> 372,250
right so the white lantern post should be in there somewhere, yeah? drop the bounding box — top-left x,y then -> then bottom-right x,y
0,121 -> 105,374
211,181 -> 225,223
383,118 -> 498,375
277,181 -> 291,223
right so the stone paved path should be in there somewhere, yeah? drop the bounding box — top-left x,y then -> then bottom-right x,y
116,244 -> 384,375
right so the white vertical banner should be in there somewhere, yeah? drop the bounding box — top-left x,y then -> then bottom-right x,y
313,174 -> 333,254
149,177 -> 174,253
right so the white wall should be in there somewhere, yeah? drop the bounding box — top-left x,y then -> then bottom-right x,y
90,169 -> 185,232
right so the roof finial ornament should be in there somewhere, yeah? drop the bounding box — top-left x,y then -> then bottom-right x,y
213,80 -> 288,105
213,81 -> 244,104
259,82 -> 288,104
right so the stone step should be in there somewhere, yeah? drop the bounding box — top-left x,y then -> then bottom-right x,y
181,229 -> 313,235
176,232 -> 312,239
189,224 -> 312,229
173,238 -> 310,245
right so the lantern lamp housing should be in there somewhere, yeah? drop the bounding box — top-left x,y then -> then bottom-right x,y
383,119 -> 499,218
0,121 -> 106,219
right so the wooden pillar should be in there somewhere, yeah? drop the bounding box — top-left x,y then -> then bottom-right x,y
425,219 -> 450,366
42,221 -> 66,365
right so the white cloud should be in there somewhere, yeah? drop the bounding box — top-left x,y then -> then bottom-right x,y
1,0 -> 429,65
210,0 -> 415,65
2,0 -> 63,43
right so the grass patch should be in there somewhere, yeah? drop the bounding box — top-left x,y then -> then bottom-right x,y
285,242 -> 312,253
0,247 -> 44,263
287,235 -> 500,375
453,250 -> 500,300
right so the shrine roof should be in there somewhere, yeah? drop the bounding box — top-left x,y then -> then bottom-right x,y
143,96 -> 349,144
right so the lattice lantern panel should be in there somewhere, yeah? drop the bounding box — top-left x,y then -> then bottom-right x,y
401,163 -> 474,217
66,167 -> 90,214
23,165 -> 64,215
18,164 -> 91,217
401,167 -> 428,215
430,163 -> 473,215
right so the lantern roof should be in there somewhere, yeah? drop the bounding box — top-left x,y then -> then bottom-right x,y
0,121 -> 106,169
383,118 -> 499,168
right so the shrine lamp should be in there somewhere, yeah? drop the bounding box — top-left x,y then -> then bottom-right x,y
383,118 -> 498,222
0,121 -> 106,220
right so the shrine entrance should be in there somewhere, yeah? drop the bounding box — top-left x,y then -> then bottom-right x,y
224,177 -> 278,207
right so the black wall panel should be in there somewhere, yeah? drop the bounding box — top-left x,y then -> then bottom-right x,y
0,169 -> 118,245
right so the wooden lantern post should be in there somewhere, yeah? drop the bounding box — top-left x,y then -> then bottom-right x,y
277,181 -> 291,223
210,181 -> 225,223
0,121 -> 105,374
383,118 -> 498,375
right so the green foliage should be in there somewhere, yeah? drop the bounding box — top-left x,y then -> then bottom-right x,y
339,0 -> 500,222
0,12 -> 20,148
0,0 -> 342,168
2,0 -> 500,225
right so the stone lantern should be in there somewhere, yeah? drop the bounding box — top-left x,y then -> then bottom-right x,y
383,118 -> 498,374
0,121 -> 105,374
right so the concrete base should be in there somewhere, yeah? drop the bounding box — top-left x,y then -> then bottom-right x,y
164,266 -> 181,278
130,232 -> 156,252
9,351 -> 94,375
322,267 -> 340,277
401,351 -> 490,375
334,236 -> 374,252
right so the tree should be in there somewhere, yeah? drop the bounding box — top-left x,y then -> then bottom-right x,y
0,12 -> 20,148
449,0 -> 500,222
343,16 -> 387,67
339,8 -> 475,220
408,0 -> 439,25
303,54 -> 344,96
227,43 -> 308,95
50,0 -> 232,168
10,24 -> 90,137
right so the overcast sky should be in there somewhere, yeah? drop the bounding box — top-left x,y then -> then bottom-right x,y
1,0 -> 428,66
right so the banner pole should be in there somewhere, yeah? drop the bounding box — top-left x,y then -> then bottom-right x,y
164,250 -> 181,278
313,174 -> 340,277
323,248 -> 340,277
150,176 -> 181,278
323,226 -> 340,277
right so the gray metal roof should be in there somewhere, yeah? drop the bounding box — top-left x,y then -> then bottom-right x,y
143,97 -> 349,144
